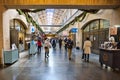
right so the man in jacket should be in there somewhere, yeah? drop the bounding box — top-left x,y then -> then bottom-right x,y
67,37 -> 74,60
64,37 -> 68,51
59,38 -> 62,49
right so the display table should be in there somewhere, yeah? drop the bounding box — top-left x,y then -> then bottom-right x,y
4,49 -> 19,64
99,48 -> 120,69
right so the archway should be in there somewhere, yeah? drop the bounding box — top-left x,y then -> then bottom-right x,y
82,19 -> 110,54
10,19 -> 27,52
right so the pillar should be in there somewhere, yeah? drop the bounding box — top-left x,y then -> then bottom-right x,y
0,5 -> 6,65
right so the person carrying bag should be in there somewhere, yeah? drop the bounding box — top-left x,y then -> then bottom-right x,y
44,38 -> 51,58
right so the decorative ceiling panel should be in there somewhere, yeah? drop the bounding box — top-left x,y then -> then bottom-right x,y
34,9 -> 67,33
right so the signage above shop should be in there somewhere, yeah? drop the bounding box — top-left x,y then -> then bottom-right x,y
70,28 -> 78,33
31,26 -> 35,32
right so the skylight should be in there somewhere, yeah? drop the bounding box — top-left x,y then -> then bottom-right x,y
46,9 -> 54,25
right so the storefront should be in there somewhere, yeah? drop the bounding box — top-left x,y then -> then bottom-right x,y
82,19 -> 110,54
10,19 -> 27,52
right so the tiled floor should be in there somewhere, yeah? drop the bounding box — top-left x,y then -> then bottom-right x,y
0,45 -> 120,80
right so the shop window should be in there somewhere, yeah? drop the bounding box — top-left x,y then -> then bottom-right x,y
84,25 -> 89,32
100,20 -> 110,29
15,20 -> 21,31
15,25 -> 20,31
13,19 -> 25,32
20,24 -> 25,33
90,20 -> 99,31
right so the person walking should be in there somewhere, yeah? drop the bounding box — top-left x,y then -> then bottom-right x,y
83,37 -> 92,62
67,37 -> 74,60
59,38 -> 62,49
52,38 -> 57,49
64,37 -> 68,51
44,38 -> 51,58
37,39 -> 42,53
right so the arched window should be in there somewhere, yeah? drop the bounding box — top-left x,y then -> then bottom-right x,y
10,19 -> 27,52
83,19 -> 110,32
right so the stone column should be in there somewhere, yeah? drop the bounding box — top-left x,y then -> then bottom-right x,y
0,5 -> 6,65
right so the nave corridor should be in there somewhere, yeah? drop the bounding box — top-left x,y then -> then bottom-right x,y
0,1 -> 120,80
0,45 -> 120,80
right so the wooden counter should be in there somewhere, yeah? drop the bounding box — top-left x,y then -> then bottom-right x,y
99,48 -> 120,69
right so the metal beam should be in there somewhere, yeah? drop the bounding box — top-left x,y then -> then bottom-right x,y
39,25 -> 62,27
4,5 -> 120,9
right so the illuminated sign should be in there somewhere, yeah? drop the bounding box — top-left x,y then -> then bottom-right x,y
31,26 -> 35,32
70,28 -> 78,33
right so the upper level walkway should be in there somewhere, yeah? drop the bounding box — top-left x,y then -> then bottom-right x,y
0,44 -> 120,80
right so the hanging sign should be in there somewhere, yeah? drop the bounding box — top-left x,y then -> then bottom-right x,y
31,26 -> 35,32
70,28 -> 78,33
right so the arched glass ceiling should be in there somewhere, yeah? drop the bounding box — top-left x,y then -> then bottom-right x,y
36,9 -> 67,33
38,9 -> 66,25
30,9 -> 81,33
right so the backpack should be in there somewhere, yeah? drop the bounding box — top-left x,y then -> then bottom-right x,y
67,40 -> 73,49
